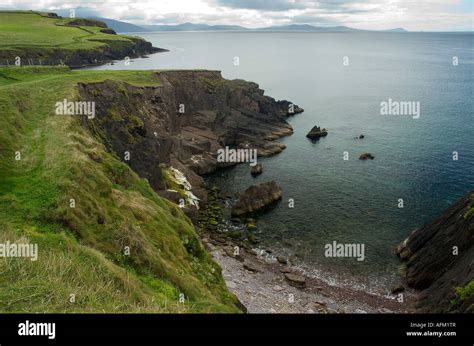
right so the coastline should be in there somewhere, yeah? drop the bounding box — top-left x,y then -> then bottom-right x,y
202,226 -> 416,313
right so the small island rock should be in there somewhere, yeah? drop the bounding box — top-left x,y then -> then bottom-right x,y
306,126 -> 328,140
359,153 -> 375,160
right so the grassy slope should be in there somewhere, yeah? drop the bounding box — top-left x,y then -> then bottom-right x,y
0,66 -> 239,313
0,11 -> 140,55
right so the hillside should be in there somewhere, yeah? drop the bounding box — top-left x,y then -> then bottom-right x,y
0,11 -> 163,67
0,66 -> 242,313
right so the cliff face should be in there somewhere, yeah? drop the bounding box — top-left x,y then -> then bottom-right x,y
77,70 -> 302,204
397,191 -> 474,313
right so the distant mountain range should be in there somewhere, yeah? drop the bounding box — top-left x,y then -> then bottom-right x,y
90,17 -> 407,34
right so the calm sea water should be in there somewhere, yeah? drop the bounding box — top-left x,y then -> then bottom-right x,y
91,32 -> 474,291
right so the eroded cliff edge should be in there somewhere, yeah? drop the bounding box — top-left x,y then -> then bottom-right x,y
396,191 -> 474,313
77,70 -> 302,214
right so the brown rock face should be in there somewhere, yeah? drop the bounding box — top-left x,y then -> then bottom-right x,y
77,71 -> 302,206
396,191 -> 474,313
231,181 -> 282,217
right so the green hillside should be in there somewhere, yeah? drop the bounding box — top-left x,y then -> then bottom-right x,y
0,11 -> 160,67
0,66 -> 240,313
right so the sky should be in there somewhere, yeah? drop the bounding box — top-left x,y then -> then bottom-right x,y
1,0 -> 473,31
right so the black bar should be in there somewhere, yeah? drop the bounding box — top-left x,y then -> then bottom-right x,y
0,314 -> 472,345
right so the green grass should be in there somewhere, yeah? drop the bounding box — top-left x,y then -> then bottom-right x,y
0,11 -> 133,51
0,66 -> 240,313
451,280 -> 474,313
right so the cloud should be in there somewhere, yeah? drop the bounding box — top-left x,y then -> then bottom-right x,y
213,0 -> 306,11
1,0 -> 472,31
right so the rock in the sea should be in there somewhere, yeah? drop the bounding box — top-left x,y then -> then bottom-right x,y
231,181 -> 282,217
359,134 -> 365,139
359,152 -> 375,160
250,163 -> 263,177
284,273 -> 306,288
306,126 -> 328,140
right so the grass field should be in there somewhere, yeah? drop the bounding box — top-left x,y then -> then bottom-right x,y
0,11 -> 158,67
0,66 -> 240,313
0,11 -> 133,50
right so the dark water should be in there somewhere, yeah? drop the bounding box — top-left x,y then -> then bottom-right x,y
91,32 -> 474,291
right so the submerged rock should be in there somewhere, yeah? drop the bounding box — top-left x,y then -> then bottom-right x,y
359,152 -> 375,160
250,164 -> 263,177
306,126 -> 328,140
231,181 -> 283,217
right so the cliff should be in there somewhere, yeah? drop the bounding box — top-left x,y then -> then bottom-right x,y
0,11 -> 164,68
77,70 -> 302,208
396,191 -> 474,313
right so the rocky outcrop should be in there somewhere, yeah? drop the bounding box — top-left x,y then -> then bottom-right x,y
359,153 -> 375,160
231,181 -> 283,217
306,126 -> 328,140
78,71 -> 302,207
276,100 -> 304,116
396,191 -> 474,313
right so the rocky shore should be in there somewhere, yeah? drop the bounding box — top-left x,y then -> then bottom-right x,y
199,216 -> 415,313
195,186 -> 415,313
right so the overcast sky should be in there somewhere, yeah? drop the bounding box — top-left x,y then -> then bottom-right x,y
1,0 -> 473,31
